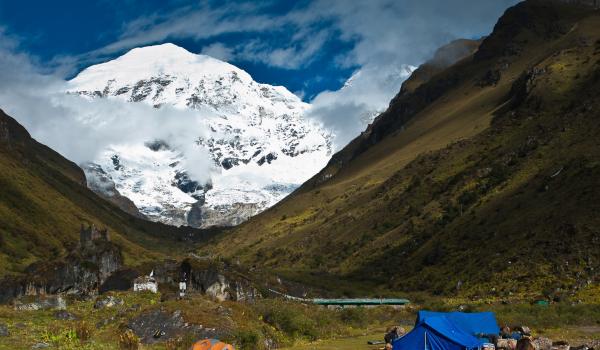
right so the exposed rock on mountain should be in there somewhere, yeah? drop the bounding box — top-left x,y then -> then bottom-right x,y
68,43 -> 332,228
0,225 -> 122,303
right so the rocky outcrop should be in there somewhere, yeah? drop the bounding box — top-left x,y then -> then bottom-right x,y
13,295 -> 66,311
187,264 -> 260,302
0,230 -> 122,304
128,309 -> 216,344
147,258 -> 261,301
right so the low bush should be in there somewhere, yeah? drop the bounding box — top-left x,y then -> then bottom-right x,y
118,329 -> 139,350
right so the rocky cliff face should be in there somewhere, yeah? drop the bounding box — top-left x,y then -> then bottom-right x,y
0,238 -> 123,303
151,258 -> 261,302
68,44 -> 332,228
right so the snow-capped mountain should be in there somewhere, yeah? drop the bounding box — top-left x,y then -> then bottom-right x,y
68,43 -> 332,228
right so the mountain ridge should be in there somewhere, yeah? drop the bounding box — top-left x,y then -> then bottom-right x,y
203,0 -> 600,297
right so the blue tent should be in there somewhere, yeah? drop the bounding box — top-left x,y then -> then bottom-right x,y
393,311 -> 499,350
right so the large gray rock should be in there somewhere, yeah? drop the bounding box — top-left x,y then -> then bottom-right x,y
94,296 -> 124,309
128,309 -> 215,344
54,310 -> 78,320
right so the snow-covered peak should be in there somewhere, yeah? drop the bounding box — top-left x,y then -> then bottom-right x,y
68,43 -> 332,228
70,43 -> 252,89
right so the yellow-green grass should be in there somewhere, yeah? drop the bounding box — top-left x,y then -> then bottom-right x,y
280,333 -> 387,350
1,292 -> 599,349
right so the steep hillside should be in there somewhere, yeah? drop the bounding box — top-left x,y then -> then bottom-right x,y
206,0 -> 600,297
0,109 -> 217,278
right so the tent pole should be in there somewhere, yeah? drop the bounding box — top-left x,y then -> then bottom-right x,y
424,330 -> 427,350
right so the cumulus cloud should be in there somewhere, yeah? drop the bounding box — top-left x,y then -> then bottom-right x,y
300,0 -> 520,148
0,34 -> 216,184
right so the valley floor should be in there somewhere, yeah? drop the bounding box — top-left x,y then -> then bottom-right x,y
0,290 -> 599,349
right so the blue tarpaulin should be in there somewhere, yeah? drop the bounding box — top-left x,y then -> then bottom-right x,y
393,311 -> 499,350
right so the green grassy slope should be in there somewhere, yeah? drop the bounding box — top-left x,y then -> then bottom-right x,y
205,0 -> 600,298
0,109 -> 218,277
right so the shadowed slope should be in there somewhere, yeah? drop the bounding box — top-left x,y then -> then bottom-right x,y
0,109 -> 220,277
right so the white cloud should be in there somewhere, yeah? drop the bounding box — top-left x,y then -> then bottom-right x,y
301,0 -> 521,149
200,42 -> 234,61
1,0 -> 522,160
0,35 -> 216,184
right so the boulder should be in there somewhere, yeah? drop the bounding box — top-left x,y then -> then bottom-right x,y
515,326 -> 532,336
31,342 -> 49,349
0,323 -> 8,337
517,337 -> 536,350
497,338 -> 518,350
552,341 -> 570,350
128,309 -> 215,344
534,337 -> 553,350
94,295 -> 124,309
54,310 -> 78,321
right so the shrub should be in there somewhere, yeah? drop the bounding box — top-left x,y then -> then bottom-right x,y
260,302 -> 320,340
118,329 -> 140,350
236,330 -> 261,350
75,321 -> 93,342
339,307 -> 368,327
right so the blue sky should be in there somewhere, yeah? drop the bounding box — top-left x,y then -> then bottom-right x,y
0,0 -> 519,101
0,0 -> 521,159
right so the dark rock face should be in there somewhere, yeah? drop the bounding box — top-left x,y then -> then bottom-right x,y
147,258 -> 261,302
221,157 -> 240,170
82,163 -> 146,218
111,155 -> 123,170
128,309 -> 214,344
184,260 -> 260,302
99,268 -> 139,293
257,152 -> 278,165
173,171 -> 202,194
145,140 -> 170,152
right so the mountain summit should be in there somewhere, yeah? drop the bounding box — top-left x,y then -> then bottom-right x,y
68,43 -> 332,228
